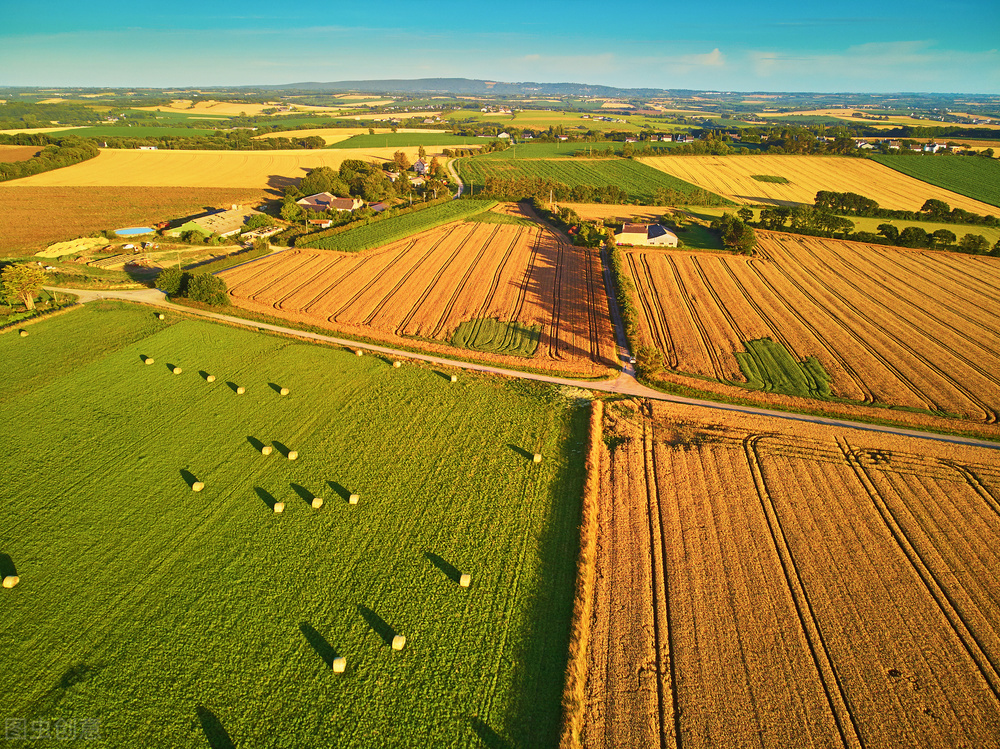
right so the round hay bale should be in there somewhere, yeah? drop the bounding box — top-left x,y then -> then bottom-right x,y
450,374 -> 458,383
355,349 -> 363,357
287,450 -> 298,461
172,367 -> 182,375
192,481 -> 205,492
157,313 -> 165,320
144,358 -> 154,365
279,387 -> 289,396
311,497 -> 323,509
273,502 -> 285,514
2,576 -> 19,589
348,493 -> 360,505
206,375 -> 216,383
236,386 -> 245,394
261,445 -> 273,456
393,361 -> 401,368
533,453 -> 542,463
332,657 -> 346,673
459,573 -> 472,588
19,330 -> 28,337
391,635 -> 406,651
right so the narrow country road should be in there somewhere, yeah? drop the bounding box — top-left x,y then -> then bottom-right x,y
42,285 -> 1000,451
447,158 -> 463,198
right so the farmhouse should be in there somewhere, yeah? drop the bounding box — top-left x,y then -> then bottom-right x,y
412,158 -> 429,175
297,192 -> 365,213
169,205 -> 262,238
615,223 -> 678,247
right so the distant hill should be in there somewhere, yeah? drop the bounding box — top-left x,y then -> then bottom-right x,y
261,78 -> 676,98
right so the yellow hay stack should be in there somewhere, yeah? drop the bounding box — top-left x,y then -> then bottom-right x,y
172,367 -> 182,375
533,453 -> 542,463
287,450 -> 298,461
393,361 -> 401,368
192,481 -> 205,492
391,635 -> 406,651
273,502 -> 285,514
279,387 -> 289,396
2,576 -> 19,589
261,445 -> 273,456
450,374 -> 458,383
144,357 -> 154,365
236,386 -> 245,394
349,493 -> 360,505
332,657 -> 346,673
19,330 -> 28,337
311,497 -> 323,509
206,375 -> 216,383
459,574 -> 471,588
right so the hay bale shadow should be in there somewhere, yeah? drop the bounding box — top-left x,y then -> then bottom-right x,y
225,381 -> 241,393
299,622 -> 339,668
247,436 -> 266,452
179,469 -> 199,489
424,551 -> 461,583
198,370 -> 212,381
139,354 -> 153,364
165,362 -> 179,373
0,553 -> 16,579
254,487 -> 278,511
357,605 -> 396,647
506,444 -> 533,460
272,441 -> 292,458
327,481 -> 351,502
196,706 -> 236,749
468,716 -> 513,749
433,371 -> 454,382
290,483 -> 314,506
268,382 -> 284,394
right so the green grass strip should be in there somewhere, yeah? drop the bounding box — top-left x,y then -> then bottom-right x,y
451,318 -> 541,357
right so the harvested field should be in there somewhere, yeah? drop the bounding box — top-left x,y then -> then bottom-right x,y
253,128 -> 448,146
220,210 -> 614,375
0,185 -> 266,256
578,399 -> 1000,748
623,231 -> 1000,425
0,147 -> 430,189
0,145 -> 42,163
640,154 -> 999,214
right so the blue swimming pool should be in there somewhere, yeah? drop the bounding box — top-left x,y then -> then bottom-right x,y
115,227 -> 154,236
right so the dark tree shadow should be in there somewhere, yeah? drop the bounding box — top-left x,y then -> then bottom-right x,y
268,382 -> 284,394
468,716 -> 513,749
299,622 -> 338,668
247,436 -> 266,452
226,381 -> 240,393
179,469 -> 199,489
506,444 -> 533,460
290,483 -> 314,506
254,487 -> 278,510
424,551 -> 461,583
196,706 -> 236,749
0,552 -> 16,578
272,441 -> 291,458
327,481 -> 350,502
357,605 -> 395,646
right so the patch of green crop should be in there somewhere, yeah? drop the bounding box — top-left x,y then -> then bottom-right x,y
0,301 -> 586,748
451,318 -> 541,357
735,338 -> 832,398
464,210 -> 536,226
327,133 -> 487,149
751,174 -> 790,184
871,155 -> 1000,208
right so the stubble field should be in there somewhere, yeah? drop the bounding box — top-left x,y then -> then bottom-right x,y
641,154 -> 999,213
623,231 -> 1000,425
578,399 -> 1000,748
221,212 -> 614,375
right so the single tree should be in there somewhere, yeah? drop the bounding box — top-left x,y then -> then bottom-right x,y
185,273 -> 230,306
736,206 -> 754,223
930,229 -> 956,247
958,233 -> 990,254
1,263 -> 47,310
157,267 -> 186,295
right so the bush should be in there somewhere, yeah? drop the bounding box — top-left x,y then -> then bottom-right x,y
157,267 -> 186,295
185,273 -> 230,306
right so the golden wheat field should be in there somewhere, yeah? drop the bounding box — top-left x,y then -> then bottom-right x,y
133,100 -> 341,116
624,231 -> 1000,425
573,398 -> 1000,748
254,127 -> 448,145
640,154 -> 998,213
0,147 -> 431,189
219,214 -> 614,375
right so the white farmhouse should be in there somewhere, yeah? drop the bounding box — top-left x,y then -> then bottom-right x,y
614,223 -> 678,247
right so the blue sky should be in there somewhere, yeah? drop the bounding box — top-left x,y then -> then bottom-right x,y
1,0 -> 998,93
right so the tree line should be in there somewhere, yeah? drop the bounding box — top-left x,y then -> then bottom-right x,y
0,136 -> 99,182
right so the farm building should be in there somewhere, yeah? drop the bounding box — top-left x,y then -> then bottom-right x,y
297,193 -> 365,213
168,205 -> 262,238
412,159 -> 429,175
615,223 -> 678,247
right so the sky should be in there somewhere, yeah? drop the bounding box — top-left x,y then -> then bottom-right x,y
1,0 -> 998,94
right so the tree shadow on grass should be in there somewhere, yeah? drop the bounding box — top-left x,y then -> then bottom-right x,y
424,551 -> 461,584
357,605 -> 396,647
179,469 -> 199,489
299,622 -> 338,668
468,716 -> 513,749
254,487 -> 278,511
0,553 -> 16,579
196,706 -> 236,749
290,483 -> 314,506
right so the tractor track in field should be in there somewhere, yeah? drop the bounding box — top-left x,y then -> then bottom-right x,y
330,244 -> 414,323
632,253 -> 679,369
666,256 -> 725,380
548,234 -> 567,361
361,235 -> 448,326
430,225 -> 502,338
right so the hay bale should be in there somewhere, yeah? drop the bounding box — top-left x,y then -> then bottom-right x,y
236,386 -> 245,394
157,313 -> 165,320
287,450 -> 298,461
206,375 -> 216,383
391,635 -> 406,651
450,374 -> 458,383
273,502 -> 285,514
355,349 -> 363,357
348,493 -> 360,505
144,358 -> 154,365
332,657 -> 346,673
19,330 -> 28,337
2,576 -> 18,589
192,481 -> 205,492
459,573 -> 471,588
393,361 -> 401,368
279,387 -> 289,396
533,453 -> 542,463
311,497 -> 323,509
261,445 -> 273,456
172,367 -> 182,375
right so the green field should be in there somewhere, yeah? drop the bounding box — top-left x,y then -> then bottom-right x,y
480,141 -> 676,159
735,338 -> 832,397
327,133 -> 491,149
0,302 -> 587,748
457,157 -> 722,204
750,174 -> 790,183
451,318 -> 541,357
47,125 -> 219,138
871,155 -> 1000,208
464,210 -> 536,227
301,200 -> 495,252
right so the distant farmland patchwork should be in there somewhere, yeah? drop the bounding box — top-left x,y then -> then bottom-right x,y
872,155 -> 1000,208
623,232 -> 1000,424
641,154 -> 1000,213
222,216 -> 614,375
